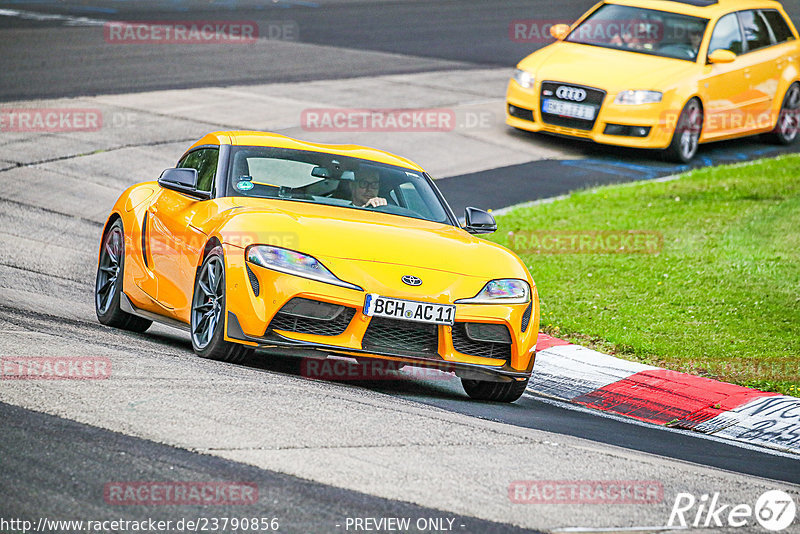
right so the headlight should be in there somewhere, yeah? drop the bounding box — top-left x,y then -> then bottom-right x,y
512,68 -> 535,89
455,279 -> 530,304
614,90 -> 662,105
246,245 -> 362,291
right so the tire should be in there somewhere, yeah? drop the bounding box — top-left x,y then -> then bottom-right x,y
95,219 -> 152,332
664,98 -> 702,163
763,83 -> 800,145
461,377 -> 529,403
190,246 -> 253,364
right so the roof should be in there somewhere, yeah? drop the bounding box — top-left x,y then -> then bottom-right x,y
603,0 -> 785,18
186,131 -> 426,173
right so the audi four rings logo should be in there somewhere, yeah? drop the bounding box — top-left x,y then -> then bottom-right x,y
556,86 -> 587,102
402,275 -> 422,286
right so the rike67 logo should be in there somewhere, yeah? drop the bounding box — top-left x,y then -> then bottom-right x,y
669,490 -> 797,531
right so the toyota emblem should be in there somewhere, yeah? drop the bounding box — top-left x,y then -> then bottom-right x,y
556,86 -> 587,102
402,275 -> 422,286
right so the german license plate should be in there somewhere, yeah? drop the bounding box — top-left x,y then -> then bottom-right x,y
363,294 -> 455,326
542,98 -> 596,120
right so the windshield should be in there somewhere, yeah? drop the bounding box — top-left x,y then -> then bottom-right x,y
225,146 -> 452,225
566,4 -> 708,61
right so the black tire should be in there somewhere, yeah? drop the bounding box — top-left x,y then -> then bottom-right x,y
663,98 -> 702,163
190,246 -> 253,364
461,377 -> 529,403
762,83 -> 800,145
95,219 -> 152,333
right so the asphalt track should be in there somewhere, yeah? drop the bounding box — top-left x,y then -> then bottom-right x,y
1,1 -> 800,532
1,402 -> 540,534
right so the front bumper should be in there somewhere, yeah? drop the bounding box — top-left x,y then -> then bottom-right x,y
223,244 -> 539,381
506,79 -> 675,149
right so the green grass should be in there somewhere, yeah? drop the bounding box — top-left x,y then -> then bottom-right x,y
487,155 -> 800,397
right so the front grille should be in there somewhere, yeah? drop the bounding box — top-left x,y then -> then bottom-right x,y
268,298 -> 355,336
362,317 -> 439,356
540,81 -> 606,131
452,323 -> 512,361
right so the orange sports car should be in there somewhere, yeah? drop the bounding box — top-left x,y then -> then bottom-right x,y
95,132 -> 539,402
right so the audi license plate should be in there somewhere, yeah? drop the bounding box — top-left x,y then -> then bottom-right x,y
363,294 -> 455,326
542,98 -> 596,120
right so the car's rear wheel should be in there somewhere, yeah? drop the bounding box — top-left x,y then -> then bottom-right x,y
95,219 -> 152,332
191,246 -> 253,363
664,98 -> 702,163
763,83 -> 800,145
461,377 -> 529,403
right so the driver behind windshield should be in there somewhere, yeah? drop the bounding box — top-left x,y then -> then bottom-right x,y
351,166 -> 387,208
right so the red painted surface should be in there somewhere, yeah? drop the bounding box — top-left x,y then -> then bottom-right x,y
572,369 -> 778,426
536,333 -> 571,352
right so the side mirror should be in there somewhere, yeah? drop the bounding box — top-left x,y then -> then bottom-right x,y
708,49 -> 736,64
464,207 -> 497,235
158,168 -> 211,200
550,23 -> 570,40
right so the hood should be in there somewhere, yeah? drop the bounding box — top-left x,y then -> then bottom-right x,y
217,198 -> 529,281
519,41 -> 695,93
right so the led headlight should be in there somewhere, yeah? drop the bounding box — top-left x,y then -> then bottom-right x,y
455,279 -> 531,304
512,68 -> 535,89
246,245 -> 362,291
614,90 -> 662,105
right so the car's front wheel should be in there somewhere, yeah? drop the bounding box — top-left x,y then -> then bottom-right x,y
664,98 -> 702,163
763,82 -> 800,145
190,246 -> 253,364
95,219 -> 152,332
461,377 -> 529,403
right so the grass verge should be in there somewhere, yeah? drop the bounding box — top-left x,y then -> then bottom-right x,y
488,154 -> 800,397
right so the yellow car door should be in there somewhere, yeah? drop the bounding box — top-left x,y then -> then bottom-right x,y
702,12 -> 751,139
735,10 -> 781,130
148,147 -> 220,320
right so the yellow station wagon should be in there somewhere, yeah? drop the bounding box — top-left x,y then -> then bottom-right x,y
506,0 -> 800,161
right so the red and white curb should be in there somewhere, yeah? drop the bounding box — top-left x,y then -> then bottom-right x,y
529,334 -> 800,454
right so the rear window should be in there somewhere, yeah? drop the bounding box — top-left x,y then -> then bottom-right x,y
738,10 -> 772,52
762,9 -> 795,43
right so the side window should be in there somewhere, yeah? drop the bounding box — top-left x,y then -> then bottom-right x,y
396,182 -> 433,219
762,10 -> 795,44
709,13 -> 744,55
738,10 -> 773,51
177,148 -> 219,193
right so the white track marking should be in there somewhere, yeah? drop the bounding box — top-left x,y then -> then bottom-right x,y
0,8 -> 106,26
523,392 -> 800,461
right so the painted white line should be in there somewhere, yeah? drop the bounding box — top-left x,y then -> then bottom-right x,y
0,8 -> 106,26
522,392 -> 800,461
